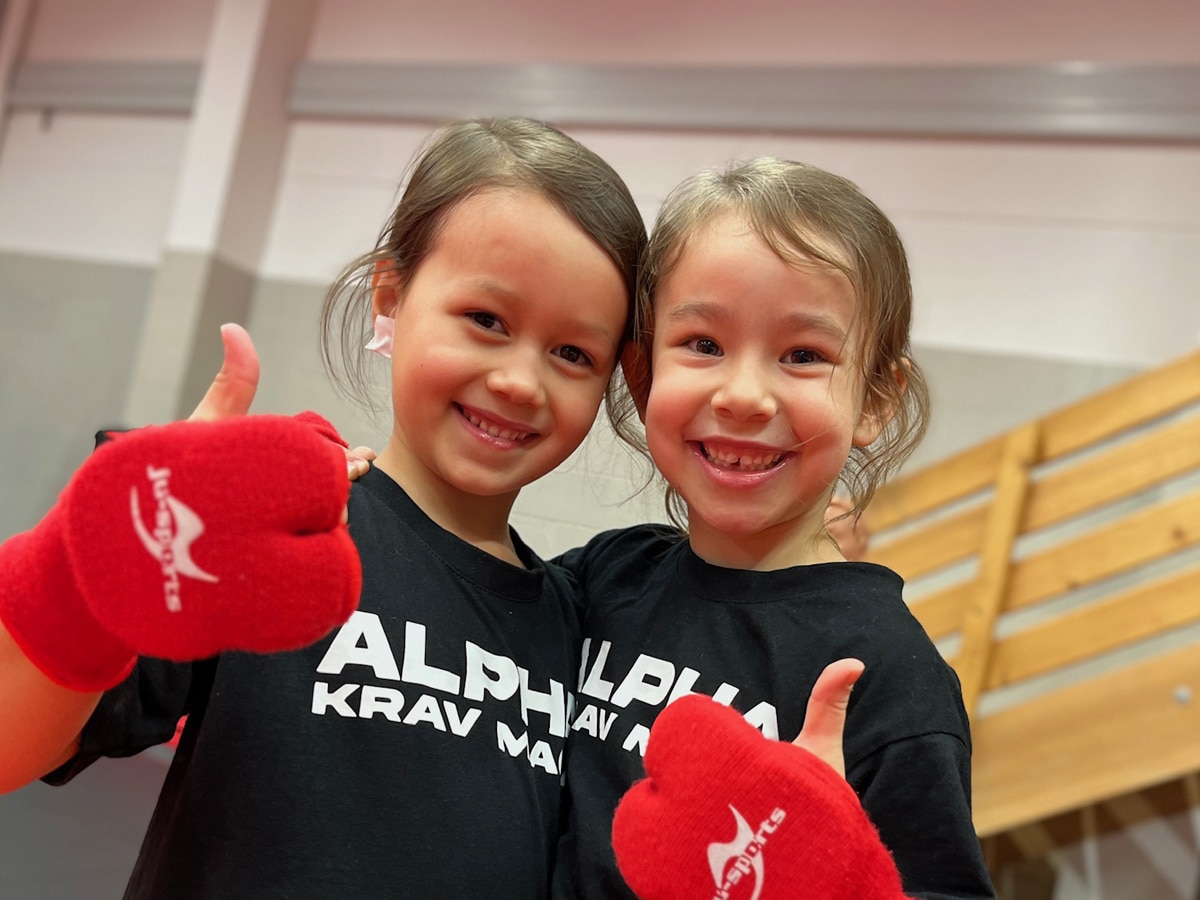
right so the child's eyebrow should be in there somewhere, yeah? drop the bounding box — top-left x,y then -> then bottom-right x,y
462,276 -> 521,304
662,301 -> 733,324
571,318 -> 623,348
664,301 -> 848,342
781,312 -> 849,343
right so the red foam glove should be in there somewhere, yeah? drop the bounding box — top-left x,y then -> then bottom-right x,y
1,414 -> 361,692
0,503 -> 137,691
612,695 -> 909,900
291,409 -> 348,449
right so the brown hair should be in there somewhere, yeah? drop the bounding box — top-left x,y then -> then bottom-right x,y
321,117 -> 647,416
618,157 -> 930,526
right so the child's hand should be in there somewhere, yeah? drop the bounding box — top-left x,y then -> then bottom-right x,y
790,657 -> 865,778
1,415 -> 361,691
188,323 -> 260,422
190,323 -> 375,480
346,446 -> 376,481
610,659 -> 907,900
68,415 -> 361,660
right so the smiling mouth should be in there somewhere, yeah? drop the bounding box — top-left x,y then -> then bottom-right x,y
457,405 -> 536,442
699,443 -> 789,472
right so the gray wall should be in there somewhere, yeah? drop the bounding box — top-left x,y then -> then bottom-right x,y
0,752 -> 169,899
0,251 -> 151,539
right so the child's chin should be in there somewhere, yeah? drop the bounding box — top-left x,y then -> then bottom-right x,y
689,507 -> 778,539
443,470 -> 526,499
689,505 -> 825,545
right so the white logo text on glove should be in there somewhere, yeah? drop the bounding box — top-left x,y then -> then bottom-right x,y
708,805 -> 786,900
130,465 -> 219,611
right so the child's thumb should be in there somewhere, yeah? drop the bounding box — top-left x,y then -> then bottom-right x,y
790,658 -> 865,779
189,323 -> 261,421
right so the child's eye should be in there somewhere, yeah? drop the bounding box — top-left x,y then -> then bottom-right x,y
555,345 -> 594,368
784,348 -> 825,365
467,311 -> 505,333
686,337 -> 722,356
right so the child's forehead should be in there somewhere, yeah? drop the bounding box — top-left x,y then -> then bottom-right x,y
435,188 -> 585,257
443,185 -> 544,226
662,221 -> 856,313
680,209 -> 852,273
664,212 -> 853,293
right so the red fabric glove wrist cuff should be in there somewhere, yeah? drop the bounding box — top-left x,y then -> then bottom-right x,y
0,504 -> 136,692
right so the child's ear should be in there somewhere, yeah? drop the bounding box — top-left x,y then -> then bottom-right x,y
852,358 -> 907,448
371,259 -> 403,318
620,341 -> 652,423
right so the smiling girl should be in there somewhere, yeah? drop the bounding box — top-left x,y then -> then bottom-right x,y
554,158 -> 995,900
0,117 -> 647,899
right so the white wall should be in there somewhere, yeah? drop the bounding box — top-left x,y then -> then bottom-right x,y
0,109 -> 188,265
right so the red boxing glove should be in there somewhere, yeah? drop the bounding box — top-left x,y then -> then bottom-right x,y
0,504 -> 137,691
0,414 -> 361,692
291,409 -> 348,449
612,695 -> 908,900
66,414 -> 361,660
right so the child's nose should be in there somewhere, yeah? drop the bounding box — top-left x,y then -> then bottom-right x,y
486,350 -> 547,407
712,363 -> 777,421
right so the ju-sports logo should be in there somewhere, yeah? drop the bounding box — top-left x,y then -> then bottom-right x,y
708,805 -> 787,900
130,465 -> 218,611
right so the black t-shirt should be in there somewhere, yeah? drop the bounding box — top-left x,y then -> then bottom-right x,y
551,525 -> 995,900
47,467 -> 581,899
